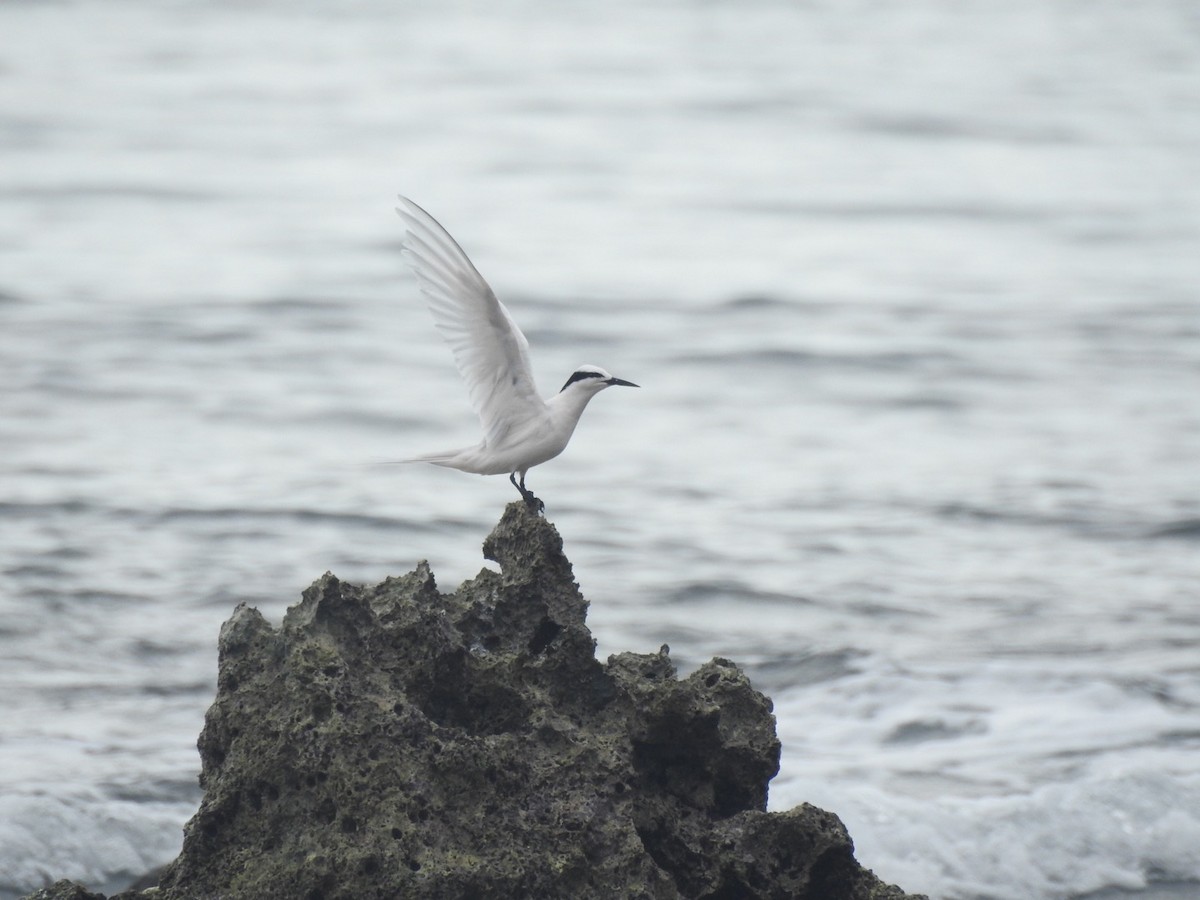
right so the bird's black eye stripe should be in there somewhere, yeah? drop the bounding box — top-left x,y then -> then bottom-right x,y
559,370 -> 605,392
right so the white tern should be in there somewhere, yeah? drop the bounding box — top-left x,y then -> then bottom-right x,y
395,197 -> 638,511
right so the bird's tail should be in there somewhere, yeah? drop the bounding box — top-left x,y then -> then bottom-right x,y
385,445 -> 492,474
402,451 -> 466,467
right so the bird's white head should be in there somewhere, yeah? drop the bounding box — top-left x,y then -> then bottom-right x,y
558,364 -> 639,395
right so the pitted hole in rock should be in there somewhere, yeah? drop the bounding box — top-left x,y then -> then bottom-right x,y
404,795 -> 432,826
316,798 -> 337,825
311,693 -> 333,723
713,772 -> 753,819
633,821 -> 695,895
640,742 -> 756,819
806,840 -> 860,895
417,676 -> 530,735
707,868 -> 768,900
633,738 -> 706,808
704,672 -> 721,688
341,816 -> 358,834
631,705 -> 758,818
528,617 -> 562,654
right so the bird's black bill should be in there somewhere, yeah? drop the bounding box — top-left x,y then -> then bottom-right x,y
606,377 -> 639,387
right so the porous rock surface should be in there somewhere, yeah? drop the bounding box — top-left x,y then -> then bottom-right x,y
24,503 -> 923,900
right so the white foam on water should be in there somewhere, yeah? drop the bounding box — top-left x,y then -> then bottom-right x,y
773,769 -> 1200,900
0,791 -> 190,899
771,665 -> 1200,900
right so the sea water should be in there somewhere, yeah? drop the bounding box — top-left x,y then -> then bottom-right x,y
2,2 -> 1199,898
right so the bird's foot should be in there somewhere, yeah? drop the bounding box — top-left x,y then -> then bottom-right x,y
520,490 -> 545,515
510,472 -> 545,515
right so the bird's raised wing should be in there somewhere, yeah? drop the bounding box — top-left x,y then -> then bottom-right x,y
396,197 -> 543,448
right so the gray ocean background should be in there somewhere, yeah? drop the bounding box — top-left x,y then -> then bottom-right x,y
3,2 -> 1199,898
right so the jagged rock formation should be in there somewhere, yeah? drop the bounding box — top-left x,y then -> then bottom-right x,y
23,503 -> 923,900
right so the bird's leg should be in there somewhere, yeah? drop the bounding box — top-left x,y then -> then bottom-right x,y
509,471 -> 544,514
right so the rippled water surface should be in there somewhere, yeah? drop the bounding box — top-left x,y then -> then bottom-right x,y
2,2 -> 1199,898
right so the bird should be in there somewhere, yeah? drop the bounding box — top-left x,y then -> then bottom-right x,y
394,196 -> 638,512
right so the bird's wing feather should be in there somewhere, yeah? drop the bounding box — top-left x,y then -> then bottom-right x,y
396,197 -> 543,448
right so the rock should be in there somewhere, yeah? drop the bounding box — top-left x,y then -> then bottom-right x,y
19,883 -> 107,900
23,502 -> 925,900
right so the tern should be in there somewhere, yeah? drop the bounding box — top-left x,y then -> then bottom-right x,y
395,197 -> 638,512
